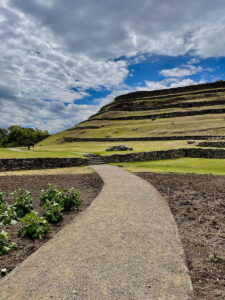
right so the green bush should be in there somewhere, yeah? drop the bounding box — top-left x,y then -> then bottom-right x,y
61,188 -> 82,211
19,211 -> 51,239
40,185 -> 82,211
43,200 -> 63,223
0,190 -> 6,206
12,188 -> 33,218
0,191 -> 17,225
0,204 -> 17,225
40,185 -> 63,205
0,230 -> 17,256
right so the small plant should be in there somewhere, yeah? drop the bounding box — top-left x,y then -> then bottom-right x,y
60,188 -> 82,211
40,185 -> 63,205
0,190 -> 6,206
19,211 -> 50,239
0,230 -> 17,256
40,185 -> 82,211
0,204 -> 17,225
12,188 -> 33,218
43,200 -> 63,223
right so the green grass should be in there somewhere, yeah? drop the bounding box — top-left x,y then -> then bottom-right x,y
0,166 -> 93,176
0,147 -> 83,159
112,158 -> 225,175
0,141 -> 194,159
93,104 -> 225,119
41,114 -> 225,140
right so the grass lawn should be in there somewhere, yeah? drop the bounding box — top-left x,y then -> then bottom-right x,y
111,158 -> 225,175
0,166 -> 93,176
0,147 -> 83,159
0,141 -> 193,159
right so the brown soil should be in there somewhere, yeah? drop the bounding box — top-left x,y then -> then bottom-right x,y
0,173 -> 103,276
136,172 -> 225,300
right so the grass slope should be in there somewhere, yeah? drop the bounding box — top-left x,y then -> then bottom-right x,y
112,158 -> 225,175
2,82 -> 225,161
41,84 -> 225,145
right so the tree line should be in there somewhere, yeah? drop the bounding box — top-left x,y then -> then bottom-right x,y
0,125 -> 50,147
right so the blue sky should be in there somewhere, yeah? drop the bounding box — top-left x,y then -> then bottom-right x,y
77,55 -> 225,106
1,0 -> 225,133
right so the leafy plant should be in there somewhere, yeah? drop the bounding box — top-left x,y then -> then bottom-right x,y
19,211 -> 51,239
40,185 -> 63,205
0,230 -> 17,256
0,190 -> 6,206
12,188 -> 33,218
40,185 -> 82,211
0,191 -> 17,225
60,188 -> 82,211
43,200 -> 63,223
0,204 -> 17,225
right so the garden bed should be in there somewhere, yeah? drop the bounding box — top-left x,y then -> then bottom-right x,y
136,172 -> 225,300
0,173 -> 103,275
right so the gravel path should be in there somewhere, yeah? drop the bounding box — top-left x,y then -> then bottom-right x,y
0,165 -> 193,300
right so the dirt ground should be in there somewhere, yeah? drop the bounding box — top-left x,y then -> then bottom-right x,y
0,173 -> 103,275
136,172 -> 225,300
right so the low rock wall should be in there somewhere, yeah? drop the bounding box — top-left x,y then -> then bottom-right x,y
197,141 -> 225,148
115,81 -> 225,101
61,135 -> 225,143
1,148 -> 225,172
0,157 -> 89,171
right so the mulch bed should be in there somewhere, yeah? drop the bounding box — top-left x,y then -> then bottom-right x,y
0,173 -> 103,276
136,172 -> 225,300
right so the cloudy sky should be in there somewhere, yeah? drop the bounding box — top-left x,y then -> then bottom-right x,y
1,0 -> 225,133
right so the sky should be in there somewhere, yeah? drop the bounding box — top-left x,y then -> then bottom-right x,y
1,0 -> 225,133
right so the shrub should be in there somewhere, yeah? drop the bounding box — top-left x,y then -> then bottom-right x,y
40,185 -> 63,205
0,230 -> 17,256
43,200 -> 63,223
40,185 -> 82,211
19,211 -> 51,239
0,190 -> 6,206
60,188 -> 82,211
0,204 -> 17,225
12,188 -> 33,218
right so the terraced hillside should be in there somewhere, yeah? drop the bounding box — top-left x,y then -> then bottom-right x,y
43,81 -> 225,145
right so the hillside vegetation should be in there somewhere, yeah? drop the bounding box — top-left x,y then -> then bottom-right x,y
42,81 -> 225,145
0,125 -> 49,147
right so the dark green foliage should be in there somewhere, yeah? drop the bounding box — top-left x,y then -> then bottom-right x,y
40,185 -> 82,211
43,200 -> 63,223
0,125 -> 49,147
0,230 -> 17,256
19,211 -> 51,239
0,190 -> 17,225
0,204 -> 17,225
61,188 -> 82,211
40,184 -> 63,205
12,188 -> 33,218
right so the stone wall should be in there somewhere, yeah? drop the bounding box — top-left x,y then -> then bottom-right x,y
185,148 -> 225,158
2,148 -> 225,172
95,108 -> 225,121
115,81 -> 225,101
0,157 -> 89,171
102,149 -> 185,163
61,135 -> 225,143
101,148 -> 225,163
197,141 -> 225,148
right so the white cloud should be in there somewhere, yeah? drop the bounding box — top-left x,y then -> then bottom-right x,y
145,78 -> 205,91
0,0 -> 225,132
160,65 -> 204,78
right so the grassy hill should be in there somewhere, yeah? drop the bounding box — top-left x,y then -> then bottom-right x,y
2,81 -> 225,174
43,81 -> 225,145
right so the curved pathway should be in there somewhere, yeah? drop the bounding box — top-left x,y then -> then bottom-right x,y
0,165 -> 193,300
